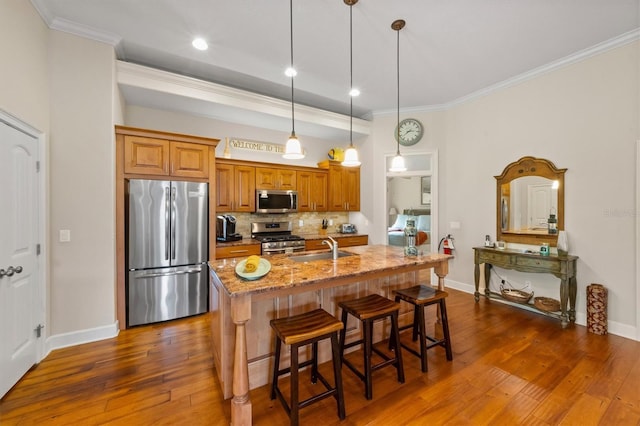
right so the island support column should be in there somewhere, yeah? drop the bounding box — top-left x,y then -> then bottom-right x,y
231,295 -> 252,425
433,259 -> 449,339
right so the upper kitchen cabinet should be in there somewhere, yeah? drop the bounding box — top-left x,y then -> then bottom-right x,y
297,170 -> 328,212
216,160 -> 256,213
123,134 -> 210,179
255,167 -> 297,190
319,160 -> 360,211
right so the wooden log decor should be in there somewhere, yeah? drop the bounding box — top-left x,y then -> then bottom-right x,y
587,283 -> 608,335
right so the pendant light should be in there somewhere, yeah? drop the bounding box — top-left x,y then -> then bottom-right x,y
341,0 -> 361,167
389,19 -> 407,172
283,0 -> 305,159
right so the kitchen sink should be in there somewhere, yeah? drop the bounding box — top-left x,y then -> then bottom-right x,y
289,251 -> 355,262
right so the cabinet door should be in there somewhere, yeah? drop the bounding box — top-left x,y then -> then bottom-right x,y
328,166 -> 346,211
255,167 -> 278,190
235,165 -> 256,212
123,136 -> 170,176
311,172 -> 328,211
296,171 -> 313,212
170,141 -> 209,178
256,167 -> 296,190
343,167 -> 360,211
297,170 -> 327,212
215,163 -> 235,212
277,169 -> 297,190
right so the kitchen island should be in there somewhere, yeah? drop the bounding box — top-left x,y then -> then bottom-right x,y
209,245 -> 452,425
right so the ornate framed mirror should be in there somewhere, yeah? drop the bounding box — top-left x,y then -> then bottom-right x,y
495,156 -> 566,246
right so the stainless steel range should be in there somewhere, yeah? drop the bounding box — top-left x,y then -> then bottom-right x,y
251,221 -> 305,255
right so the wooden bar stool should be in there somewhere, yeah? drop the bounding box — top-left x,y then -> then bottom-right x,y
338,293 -> 404,400
393,285 -> 453,372
270,309 -> 346,426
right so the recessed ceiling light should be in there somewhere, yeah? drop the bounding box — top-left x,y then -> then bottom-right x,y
349,88 -> 360,97
192,38 -> 208,51
285,67 -> 297,77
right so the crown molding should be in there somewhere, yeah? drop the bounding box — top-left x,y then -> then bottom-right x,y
117,61 -> 371,137
373,28 -> 640,117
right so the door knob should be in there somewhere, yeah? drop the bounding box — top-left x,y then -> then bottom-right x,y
0,266 -> 23,277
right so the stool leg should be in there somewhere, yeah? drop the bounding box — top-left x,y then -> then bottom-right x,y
290,344 -> 299,426
391,311 -> 405,383
363,319 -> 373,400
440,299 -> 453,361
412,305 -> 420,341
331,332 -> 346,419
311,341 -> 318,384
417,305 -> 428,372
270,336 -> 281,400
339,309 -> 348,360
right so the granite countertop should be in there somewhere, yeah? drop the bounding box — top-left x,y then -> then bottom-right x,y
301,232 -> 367,240
209,244 -> 451,297
216,238 -> 261,247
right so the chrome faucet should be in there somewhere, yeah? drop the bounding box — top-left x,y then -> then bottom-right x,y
322,236 -> 339,260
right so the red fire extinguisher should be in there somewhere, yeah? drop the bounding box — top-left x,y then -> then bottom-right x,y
439,234 -> 455,255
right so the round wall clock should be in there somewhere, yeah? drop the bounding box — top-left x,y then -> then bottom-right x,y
395,118 -> 424,146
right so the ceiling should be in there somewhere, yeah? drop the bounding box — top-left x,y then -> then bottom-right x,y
31,0 -> 639,140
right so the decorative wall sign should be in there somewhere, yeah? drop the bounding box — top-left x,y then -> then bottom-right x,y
229,138 -> 306,156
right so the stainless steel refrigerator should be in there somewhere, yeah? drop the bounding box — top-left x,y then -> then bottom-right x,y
127,179 -> 208,326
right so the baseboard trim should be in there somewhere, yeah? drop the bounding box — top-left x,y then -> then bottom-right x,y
45,321 -> 120,357
444,279 -> 638,342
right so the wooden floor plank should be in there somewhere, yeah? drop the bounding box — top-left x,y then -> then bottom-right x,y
1,289 -> 639,425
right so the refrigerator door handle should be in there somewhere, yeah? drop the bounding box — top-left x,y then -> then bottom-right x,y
137,268 -> 202,279
165,186 -> 170,261
171,186 -> 177,260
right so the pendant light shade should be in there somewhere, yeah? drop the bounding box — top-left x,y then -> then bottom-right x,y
388,19 -> 406,172
341,0 -> 361,167
283,0 -> 305,160
283,132 -> 304,159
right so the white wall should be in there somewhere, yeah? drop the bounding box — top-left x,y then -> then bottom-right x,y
0,1 -> 49,132
48,31 -> 118,335
441,42 -> 639,337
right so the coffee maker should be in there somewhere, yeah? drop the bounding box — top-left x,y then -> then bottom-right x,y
216,215 -> 242,242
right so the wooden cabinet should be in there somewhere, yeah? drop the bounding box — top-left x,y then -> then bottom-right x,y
124,135 -> 209,178
335,235 -> 368,247
319,160 -> 360,211
296,170 -> 328,212
216,243 -> 261,259
255,167 -> 296,190
304,235 -> 368,251
216,161 -> 255,212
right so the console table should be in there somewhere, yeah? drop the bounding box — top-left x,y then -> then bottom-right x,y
473,247 -> 578,328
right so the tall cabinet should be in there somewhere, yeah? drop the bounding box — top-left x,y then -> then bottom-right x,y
115,126 -> 219,329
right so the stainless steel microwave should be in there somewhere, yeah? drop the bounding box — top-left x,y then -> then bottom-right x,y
256,190 -> 298,213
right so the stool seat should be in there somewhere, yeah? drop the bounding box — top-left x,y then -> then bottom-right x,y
393,285 -> 453,373
339,293 -> 402,320
339,293 -> 404,400
271,309 -> 344,345
270,309 -> 345,426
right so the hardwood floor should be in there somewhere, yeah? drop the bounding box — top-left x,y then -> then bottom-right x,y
1,288 -> 639,425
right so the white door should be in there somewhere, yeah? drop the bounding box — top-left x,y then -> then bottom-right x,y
527,184 -> 553,230
0,119 -> 41,398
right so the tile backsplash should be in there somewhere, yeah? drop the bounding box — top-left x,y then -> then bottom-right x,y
222,212 -> 350,237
